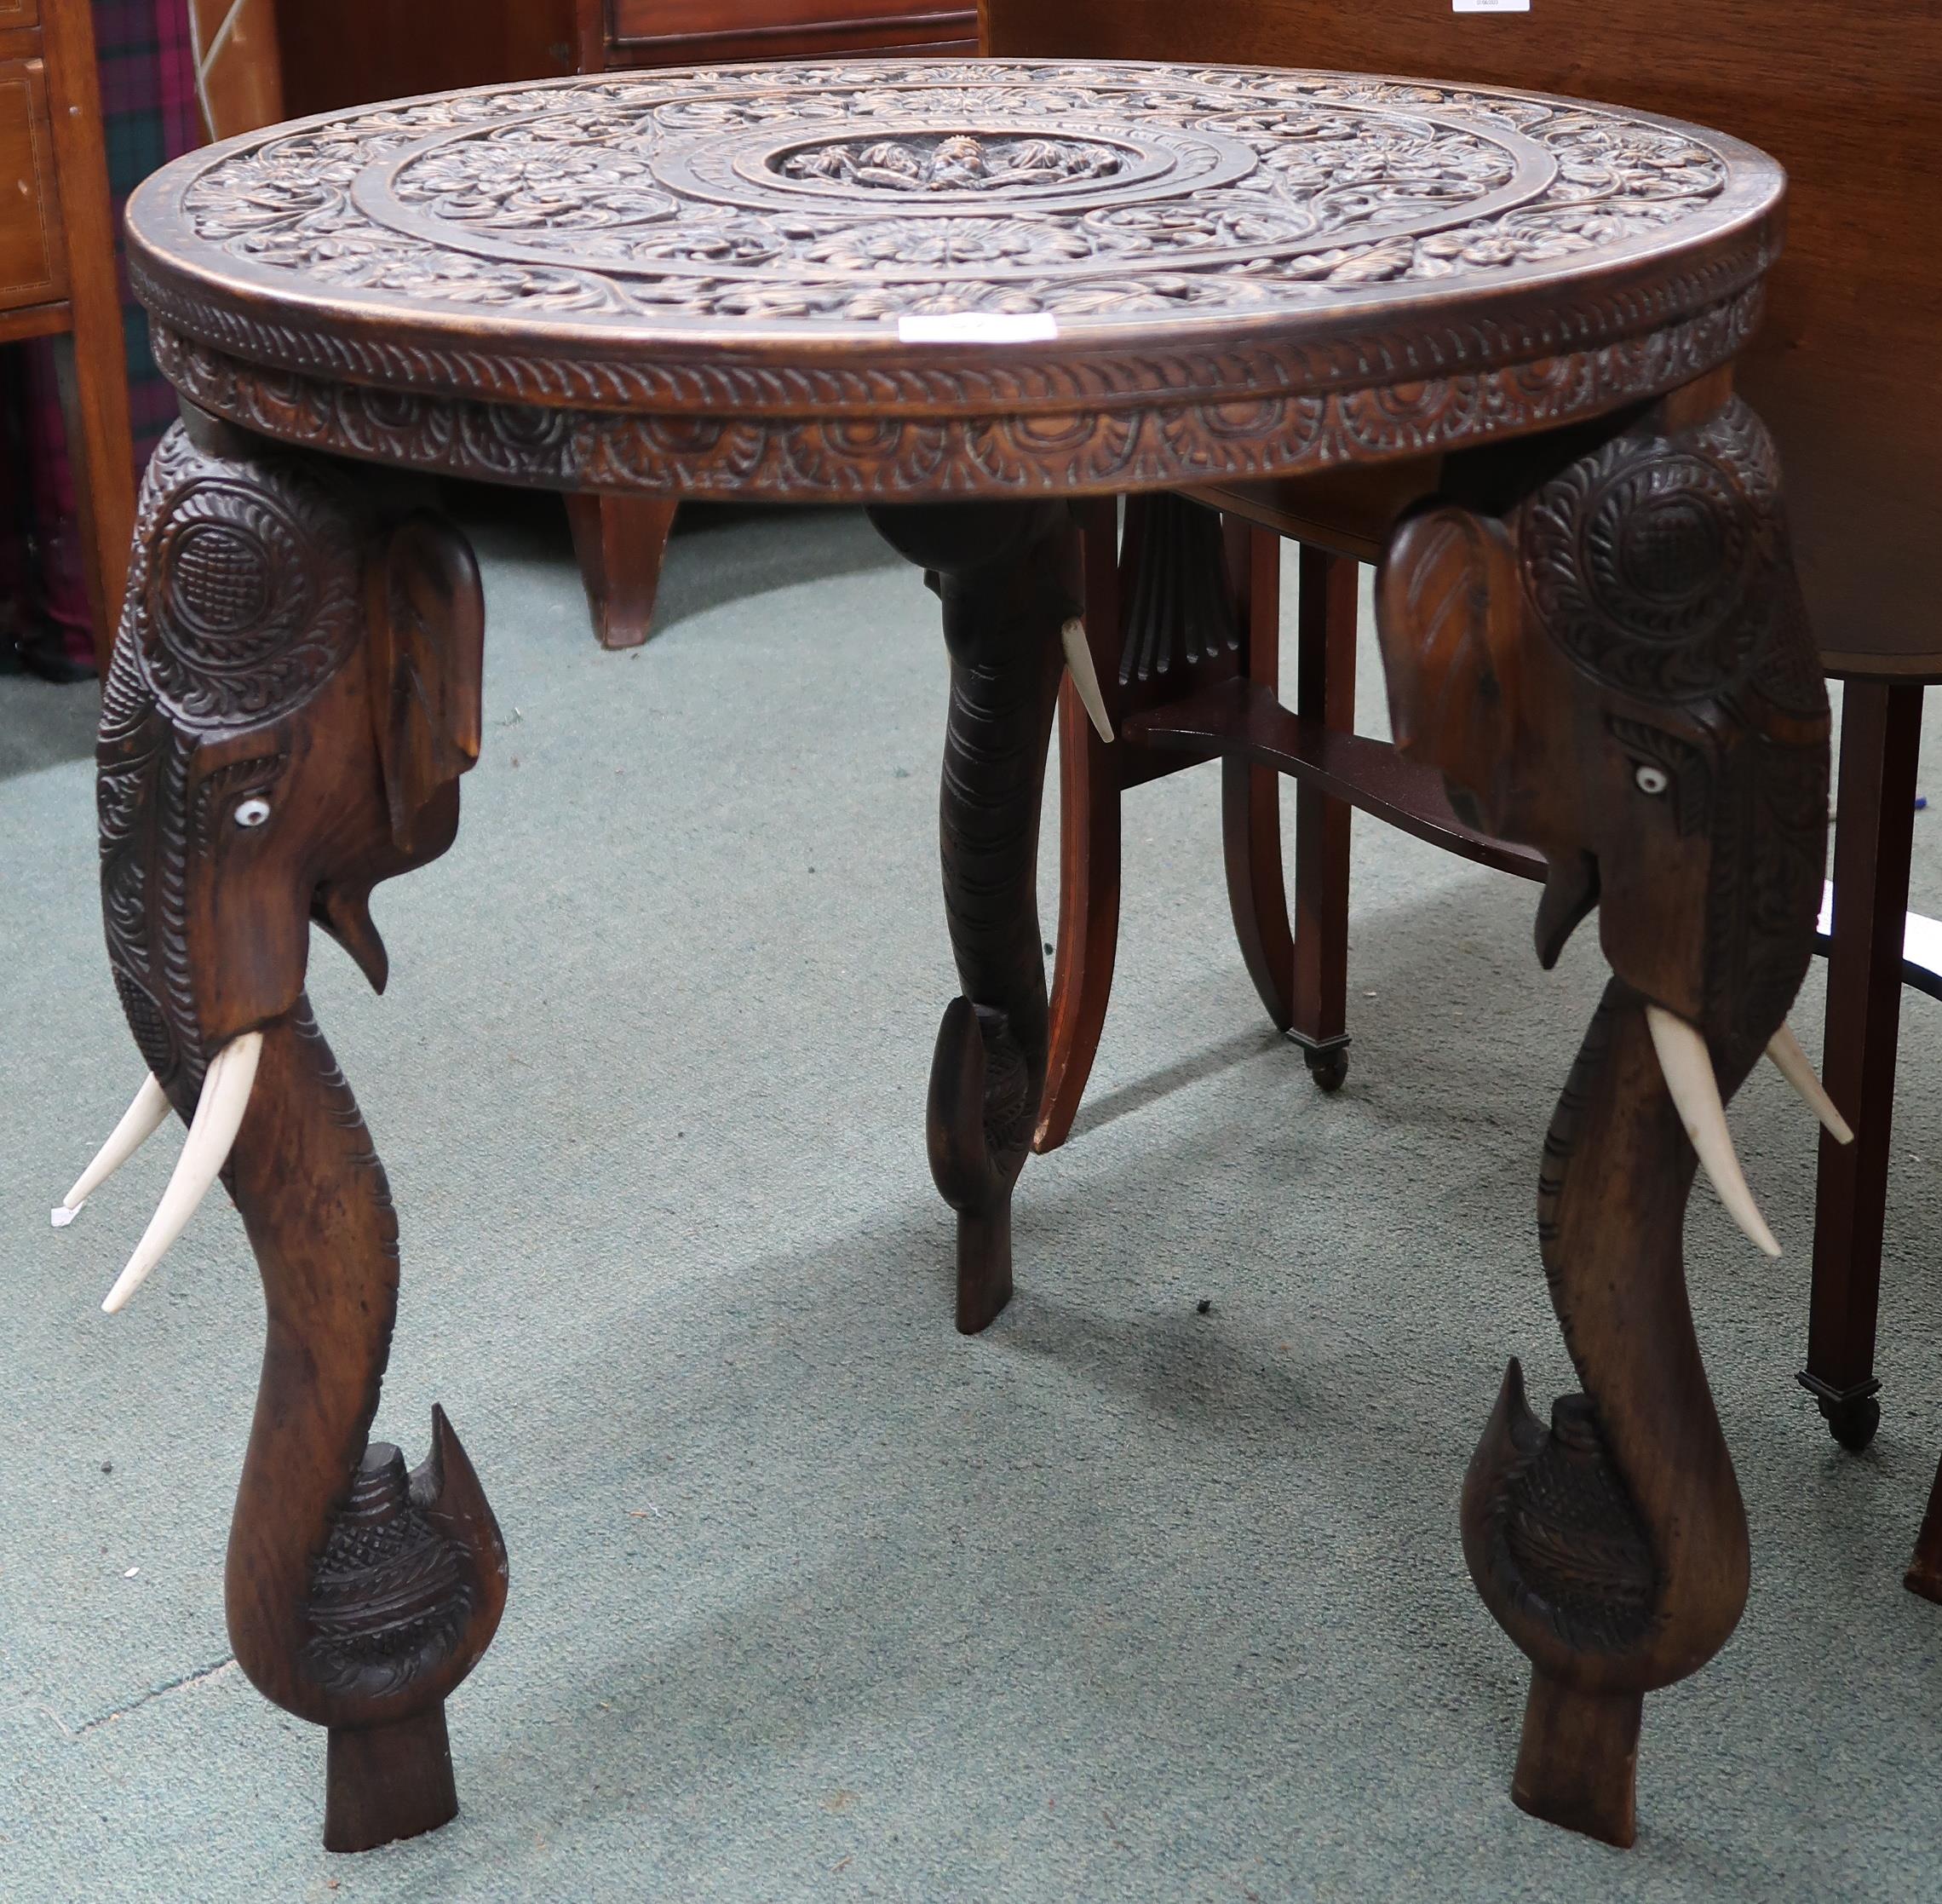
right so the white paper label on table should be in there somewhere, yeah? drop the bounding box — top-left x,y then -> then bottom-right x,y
1451,0 -> 1531,10
896,313 -> 1060,344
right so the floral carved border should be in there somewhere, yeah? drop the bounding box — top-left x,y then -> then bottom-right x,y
152,286 -> 1762,501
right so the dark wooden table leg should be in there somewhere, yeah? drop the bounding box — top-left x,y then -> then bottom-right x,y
93,413 -> 507,1848
870,499 -> 1082,1331
1220,520 -> 1298,1043
1038,502 -> 1123,1153
1376,382 -> 1829,1844
1802,681 -> 1923,1450
566,492 -> 680,648
1286,544 -> 1358,1090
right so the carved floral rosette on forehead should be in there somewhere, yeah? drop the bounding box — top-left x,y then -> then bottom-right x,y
172,60 -> 1735,327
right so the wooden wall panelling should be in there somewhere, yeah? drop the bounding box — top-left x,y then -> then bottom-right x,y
978,0 -> 1942,681
276,0 -> 576,120
188,0 -> 284,141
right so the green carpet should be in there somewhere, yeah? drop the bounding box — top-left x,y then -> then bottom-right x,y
4,495 -> 1941,1902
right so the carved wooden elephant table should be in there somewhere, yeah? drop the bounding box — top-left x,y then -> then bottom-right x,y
68,58 -> 1829,1855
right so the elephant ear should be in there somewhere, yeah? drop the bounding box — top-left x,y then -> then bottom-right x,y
1374,503 -> 1523,831
369,514 -> 486,857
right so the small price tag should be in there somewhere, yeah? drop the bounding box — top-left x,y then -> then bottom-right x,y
897,313 -> 1060,344
1452,0 -> 1531,10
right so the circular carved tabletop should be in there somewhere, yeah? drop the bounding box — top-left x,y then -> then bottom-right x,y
126,59 -> 1785,499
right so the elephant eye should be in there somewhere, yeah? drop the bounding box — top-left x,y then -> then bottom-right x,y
1633,764 -> 1670,797
233,797 -> 273,829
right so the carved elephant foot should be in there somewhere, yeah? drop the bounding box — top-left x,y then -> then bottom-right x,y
1903,1455 -> 1942,1603
1512,1673 -> 1643,1849
868,501 -> 1081,1332
930,997 -> 1024,1332
1380,379 -> 1831,1842
325,1707 -> 459,1853
87,410 -> 507,1849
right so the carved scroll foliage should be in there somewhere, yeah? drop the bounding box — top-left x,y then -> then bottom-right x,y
166,63 -> 1738,327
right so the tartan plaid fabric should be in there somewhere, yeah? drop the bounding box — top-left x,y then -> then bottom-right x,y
11,0 -> 198,667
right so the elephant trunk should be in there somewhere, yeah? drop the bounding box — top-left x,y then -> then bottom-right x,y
220,1002 -> 506,1844
1462,981 -> 1755,1841
931,557 -> 1068,1180
869,500 -> 1079,1331
222,1001 -> 503,1720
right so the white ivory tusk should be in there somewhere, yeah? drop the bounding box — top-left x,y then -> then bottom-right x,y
1060,618 -> 1114,745
1765,1021 -> 1855,1146
1646,1004 -> 1781,1258
54,1075 -> 173,1226
101,1033 -> 262,1314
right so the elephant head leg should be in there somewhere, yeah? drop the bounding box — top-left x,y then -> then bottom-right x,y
1376,383 -> 1830,1843
89,411 -> 504,1850
869,502 -> 1082,1332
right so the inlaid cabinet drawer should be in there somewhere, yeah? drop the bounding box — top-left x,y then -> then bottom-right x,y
606,0 -> 976,60
0,54 -> 61,309
0,0 -> 39,32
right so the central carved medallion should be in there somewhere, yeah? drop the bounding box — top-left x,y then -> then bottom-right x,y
777,133 -> 1126,194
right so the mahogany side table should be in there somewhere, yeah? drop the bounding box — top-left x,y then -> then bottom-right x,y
87,59 -> 1822,1854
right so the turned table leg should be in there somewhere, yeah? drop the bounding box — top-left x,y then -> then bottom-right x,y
1802,680 -> 1923,1449
869,501 -> 1081,1332
1219,519 -> 1299,1047
566,492 -> 680,649
90,411 -> 506,1849
1375,381 -> 1830,1843
1284,543 -> 1356,1090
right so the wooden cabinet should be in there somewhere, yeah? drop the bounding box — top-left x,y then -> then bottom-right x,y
0,55 -> 61,306
0,1 -> 133,669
